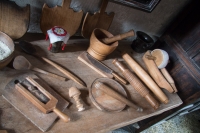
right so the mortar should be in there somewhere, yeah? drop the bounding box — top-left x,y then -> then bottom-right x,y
87,28 -> 118,60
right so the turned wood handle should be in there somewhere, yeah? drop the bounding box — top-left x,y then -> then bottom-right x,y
112,72 -> 128,85
32,67 -> 66,81
161,68 -> 178,93
39,56 -> 86,87
101,30 -> 134,44
113,59 -> 160,109
121,52 -> 169,104
94,81 -> 143,111
53,108 -> 70,123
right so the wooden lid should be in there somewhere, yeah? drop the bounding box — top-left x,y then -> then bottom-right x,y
89,78 -> 127,112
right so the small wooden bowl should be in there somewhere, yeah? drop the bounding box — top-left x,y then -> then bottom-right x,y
0,32 -> 15,69
89,78 -> 127,112
87,28 -> 118,61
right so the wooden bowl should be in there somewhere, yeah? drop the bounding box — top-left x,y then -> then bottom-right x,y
89,78 -> 127,112
0,32 -> 15,69
87,28 -> 118,61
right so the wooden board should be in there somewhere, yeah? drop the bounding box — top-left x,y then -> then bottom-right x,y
40,0 -> 83,36
81,0 -> 114,39
2,74 -> 69,132
0,40 -> 183,133
0,0 -> 30,40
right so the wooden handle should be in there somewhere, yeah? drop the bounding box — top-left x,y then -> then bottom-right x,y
113,59 -> 160,109
161,68 -> 178,93
101,30 -> 134,44
94,81 -> 143,111
32,67 -> 66,81
99,0 -> 108,13
121,52 -> 169,104
39,56 -> 86,87
53,108 -> 70,122
112,72 -> 128,85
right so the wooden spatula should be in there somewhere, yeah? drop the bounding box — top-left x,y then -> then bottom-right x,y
81,0 -> 114,39
40,0 -> 83,36
15,76 -> 70,122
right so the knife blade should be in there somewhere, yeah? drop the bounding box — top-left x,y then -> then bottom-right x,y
87,53 -> 128,85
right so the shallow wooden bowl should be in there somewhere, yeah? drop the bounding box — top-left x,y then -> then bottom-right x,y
0,31 -> 15,69
89,78 -> 127,112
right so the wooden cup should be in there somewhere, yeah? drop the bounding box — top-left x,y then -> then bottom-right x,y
87,28 -> 118,60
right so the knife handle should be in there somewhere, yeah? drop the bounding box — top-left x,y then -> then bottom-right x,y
112,72 -> 128,85
113,59 -> 160,110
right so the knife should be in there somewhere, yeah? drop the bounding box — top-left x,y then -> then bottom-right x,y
87,53 -> 128,85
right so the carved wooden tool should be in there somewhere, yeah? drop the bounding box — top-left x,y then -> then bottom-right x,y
81,0 -> 114,39
113,59 -> 160,109
69,87 -> 85,111
78,52 -> 127,85
94,81 -> 143,111
101,30 -> 134,44
121,52 -> 169,104
88,28 -> 118,60
13,55 -> 66,81
15,76 -> 70,122
143,51 -> 175,93
40,0 -> 83,36
19,41 -> 86,87
151,49 -> 177,93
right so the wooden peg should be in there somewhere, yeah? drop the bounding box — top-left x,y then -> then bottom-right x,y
69,87 -> 85,111
101,30 -> 134,44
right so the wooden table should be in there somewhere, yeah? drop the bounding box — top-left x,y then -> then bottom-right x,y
0,40 -> 182,133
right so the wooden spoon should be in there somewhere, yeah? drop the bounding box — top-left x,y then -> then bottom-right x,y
13,55 -> 67,81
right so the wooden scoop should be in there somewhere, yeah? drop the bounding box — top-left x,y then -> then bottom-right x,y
15,76 -> 70,122
13,55 -> 66,81
150,49 -> 177,93
101,30 -> 134,44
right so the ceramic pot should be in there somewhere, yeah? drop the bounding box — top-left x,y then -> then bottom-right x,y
131,31 -> 154,53
87,28 -> 118,61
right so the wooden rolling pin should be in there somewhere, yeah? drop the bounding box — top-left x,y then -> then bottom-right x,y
121,52 -> 169,104
94,81 -> 143,112
101,30 -> 134,44
113,59 -> 160,109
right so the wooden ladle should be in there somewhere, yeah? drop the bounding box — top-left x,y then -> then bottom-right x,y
13,55 -> 67,81
18,41 -> 86,87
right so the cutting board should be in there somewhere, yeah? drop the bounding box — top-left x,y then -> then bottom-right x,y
0,0 -> 30,39
81,0 -> 114,39
2,74 -> 69,132
40,0 -> 83,36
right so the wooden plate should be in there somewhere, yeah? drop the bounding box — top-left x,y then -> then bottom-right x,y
89,78 -> 127,112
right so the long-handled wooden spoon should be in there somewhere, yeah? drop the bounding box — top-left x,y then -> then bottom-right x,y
13,55 -> 67,81
18,41 -> 86,87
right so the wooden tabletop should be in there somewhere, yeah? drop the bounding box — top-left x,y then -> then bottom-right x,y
0,40 -> 182,133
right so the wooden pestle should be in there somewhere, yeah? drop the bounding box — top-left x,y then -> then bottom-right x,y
113,59 -> 160,109
101,30 -> 134,44
121,52 -> 169,104
94,81 -> 143,112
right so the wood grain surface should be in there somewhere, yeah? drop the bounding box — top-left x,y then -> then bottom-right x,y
0,0 -> 30,39
40,0 -> 83,36
81,0 -> 114,39
0,40 -> 182,133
